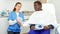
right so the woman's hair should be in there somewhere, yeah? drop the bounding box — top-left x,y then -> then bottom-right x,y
13,2 -> 21,11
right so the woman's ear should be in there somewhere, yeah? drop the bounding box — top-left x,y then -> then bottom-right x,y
14,6 -> 16,8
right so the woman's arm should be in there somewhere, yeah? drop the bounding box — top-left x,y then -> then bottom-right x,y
8,20 -> 17,25
8,12 -> 17,25
16,13 -> 24,26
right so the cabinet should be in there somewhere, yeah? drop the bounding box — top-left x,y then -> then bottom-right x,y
37,0 -> 47,3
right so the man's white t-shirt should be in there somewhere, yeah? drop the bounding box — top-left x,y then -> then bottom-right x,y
26,11 -> 56,30
27,11 -> 56,26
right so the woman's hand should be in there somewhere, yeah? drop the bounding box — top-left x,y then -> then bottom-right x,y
16,18 -> 23,26
16,18 -> 20,23
44,26 -> 50,30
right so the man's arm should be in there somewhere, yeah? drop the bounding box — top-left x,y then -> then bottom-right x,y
30,24 -> 35,30
48,24 -> 54,29
44,25 -> 54,30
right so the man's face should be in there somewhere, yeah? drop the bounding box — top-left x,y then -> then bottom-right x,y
34,3 -> 42,11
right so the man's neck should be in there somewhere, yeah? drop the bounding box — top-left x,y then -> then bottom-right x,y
36,9 -> 42,11
39,9 -> 42,11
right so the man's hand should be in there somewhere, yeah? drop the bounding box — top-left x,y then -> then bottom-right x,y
31,26 -> 35,30
44,26 -> 50,30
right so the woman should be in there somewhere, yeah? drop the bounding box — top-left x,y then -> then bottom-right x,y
7,2 -> 24,34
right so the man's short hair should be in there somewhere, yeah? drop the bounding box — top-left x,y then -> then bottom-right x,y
34,1 -> 42,6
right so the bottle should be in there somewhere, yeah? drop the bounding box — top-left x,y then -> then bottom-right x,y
1,10 -> 6,16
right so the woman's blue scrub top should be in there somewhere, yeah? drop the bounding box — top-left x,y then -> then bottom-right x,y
7,11 -> 24,32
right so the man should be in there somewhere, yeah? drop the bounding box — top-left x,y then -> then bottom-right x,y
28,1 -> 54,34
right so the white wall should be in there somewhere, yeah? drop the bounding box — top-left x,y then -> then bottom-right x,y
48,0 -> 60,23
0,0 -> 60,23
0,0 -> 36,11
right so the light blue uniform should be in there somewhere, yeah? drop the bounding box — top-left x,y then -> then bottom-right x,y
7,11 -> 24,32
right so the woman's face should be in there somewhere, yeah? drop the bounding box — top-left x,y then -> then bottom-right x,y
15,4 -> 22,11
